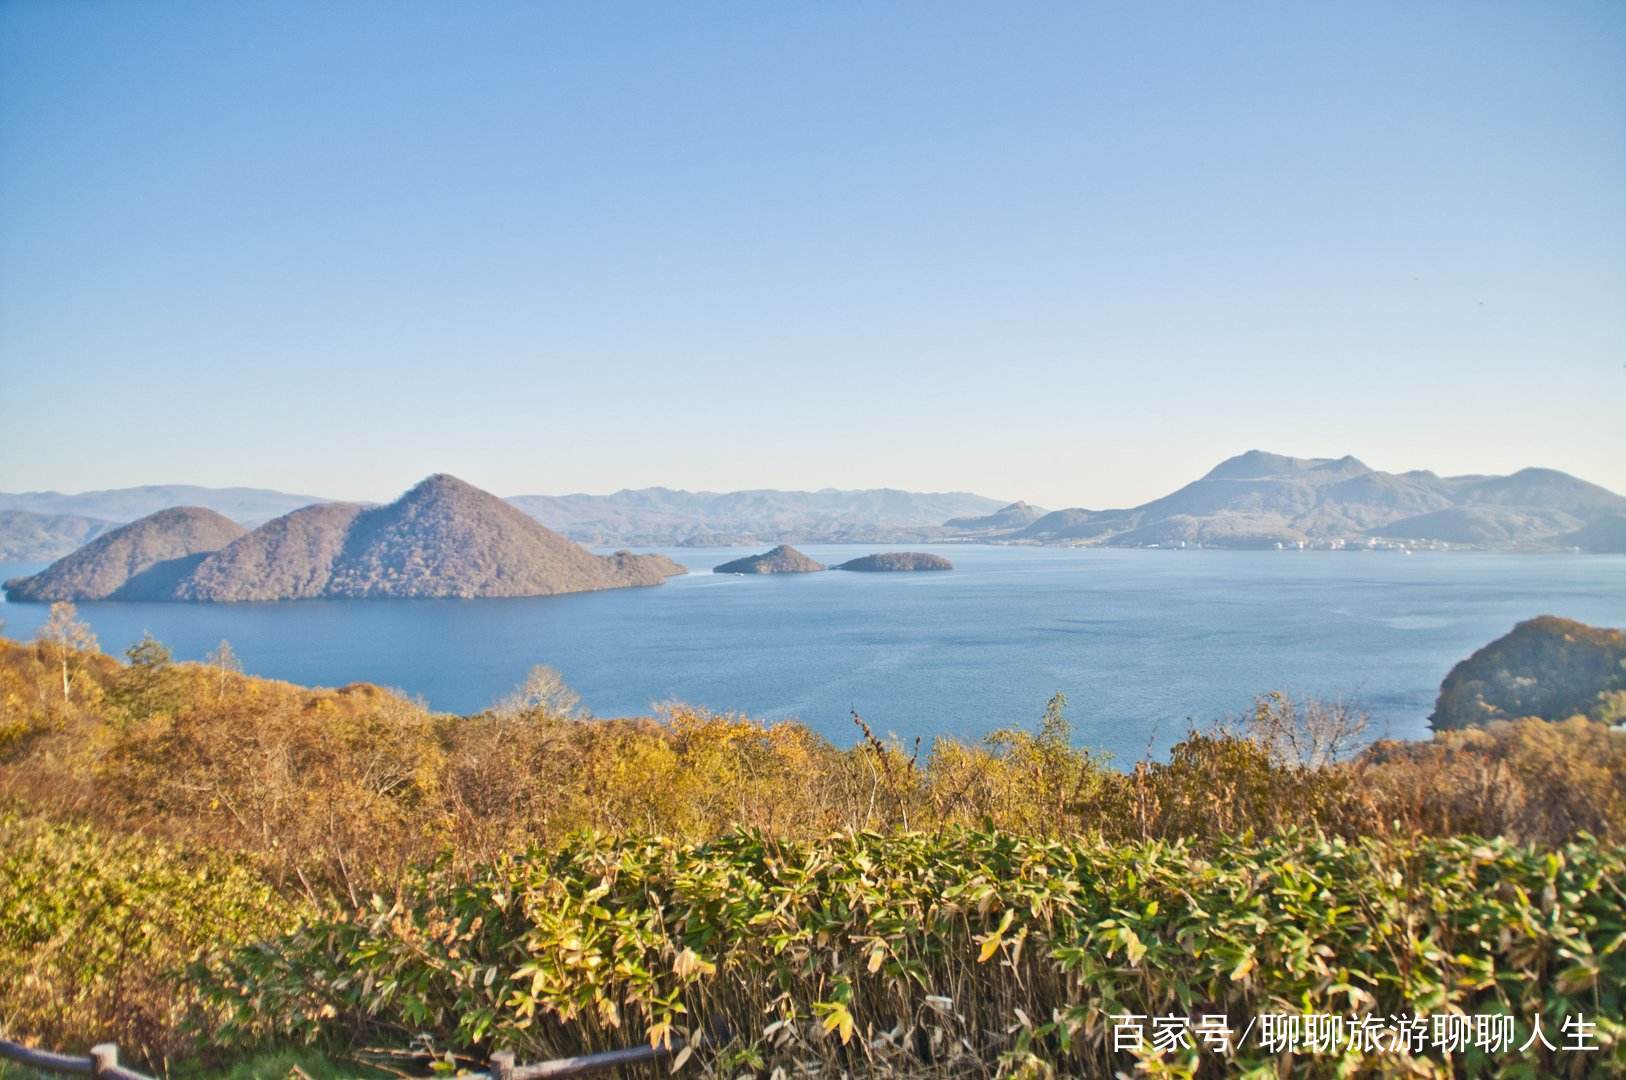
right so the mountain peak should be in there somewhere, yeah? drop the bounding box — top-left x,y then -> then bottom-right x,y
1202,450 -> 1370,482
1202,450 -> 1310,480
403,473 -> 485,500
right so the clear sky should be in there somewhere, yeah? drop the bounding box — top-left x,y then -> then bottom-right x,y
2,1 -> 1622,509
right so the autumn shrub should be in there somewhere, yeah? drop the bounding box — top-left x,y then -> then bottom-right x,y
6,631 -> 1626,1076
0,813 -> 301,1071
204,828 -> 1626,1077
1357,718 -> 1626,844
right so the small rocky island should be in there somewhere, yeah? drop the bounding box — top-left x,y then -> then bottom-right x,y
713,545 -> 826,574
834,552 -> 954,572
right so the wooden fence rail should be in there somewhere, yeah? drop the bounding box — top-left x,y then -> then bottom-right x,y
0,1039 -> 152,1080
2,1034 -> 688,1079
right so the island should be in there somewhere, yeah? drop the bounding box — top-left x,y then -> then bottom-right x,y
833,552 -> 954,572
712,545 -> 826,574
3,474 -> 686,602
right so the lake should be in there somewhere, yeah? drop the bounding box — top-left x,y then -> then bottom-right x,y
4,545 -> 1624,762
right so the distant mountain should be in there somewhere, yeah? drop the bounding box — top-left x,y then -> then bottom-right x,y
1450,467 -> 1626,518
1562,514 -> 1626,555
942,501 -> 1047,532
0,485 -> 327,527
713,545 -> 826,574
0,510 -> 119,561
1431,616 -> 1626,730
977,451 -> 1626,550
5,475 -> 685,603
3,508 -> 247,602
1,482 -> 1010,551
1374,507 -> 1584,547
508,487 -> 1006,546
833,552 -> 954,572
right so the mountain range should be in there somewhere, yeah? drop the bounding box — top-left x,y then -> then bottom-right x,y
0,484 -> 327,526
506,487 -> 1007,546
0,485 -> 1007,559
994,451 -> 1626,551
3,453 -> 1623,563
3,475 -> 685,603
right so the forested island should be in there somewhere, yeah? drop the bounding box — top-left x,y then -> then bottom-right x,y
3,474 -> 685,603
834,551 -> 954,571
712,544 -> 826,574
712,546 -> 955,574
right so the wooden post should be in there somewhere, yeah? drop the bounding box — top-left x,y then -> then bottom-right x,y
489,1049 -> 516,1080
90,1044 -> 119,1076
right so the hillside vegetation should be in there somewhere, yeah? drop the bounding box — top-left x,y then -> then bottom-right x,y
2,623 -> 1624,1075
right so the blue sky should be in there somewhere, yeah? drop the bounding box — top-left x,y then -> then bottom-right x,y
2,1 -> 1622,509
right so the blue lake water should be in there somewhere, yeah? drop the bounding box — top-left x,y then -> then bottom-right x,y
4,546 -> 1624,762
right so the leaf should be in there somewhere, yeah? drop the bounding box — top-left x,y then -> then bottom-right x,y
821,1003 -> 855,1044
1123,927 -> 1147,967
672,948 -> 715,980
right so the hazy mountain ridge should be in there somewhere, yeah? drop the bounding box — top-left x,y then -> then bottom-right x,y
0,510 -> 120,561
509,487 -> 1007,545
5,455 -> 1620,561
5,476 -> 686,603
0,485 -> 327,527
990,451 -> 1626,550
1,484 -> 1009,558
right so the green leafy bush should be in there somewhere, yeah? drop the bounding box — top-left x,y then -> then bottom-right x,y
0,813 -> 302,1070
206,829 -> 1625,1077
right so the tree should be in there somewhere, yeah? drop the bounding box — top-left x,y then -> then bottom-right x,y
37,602 -> 98,703
206,640 -> 243,701
113,632 -> 185,723
494,664 -> 586,720
1217,691 -> 1370,768
981,693 -> 1108,835
126,632 -> 173,668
